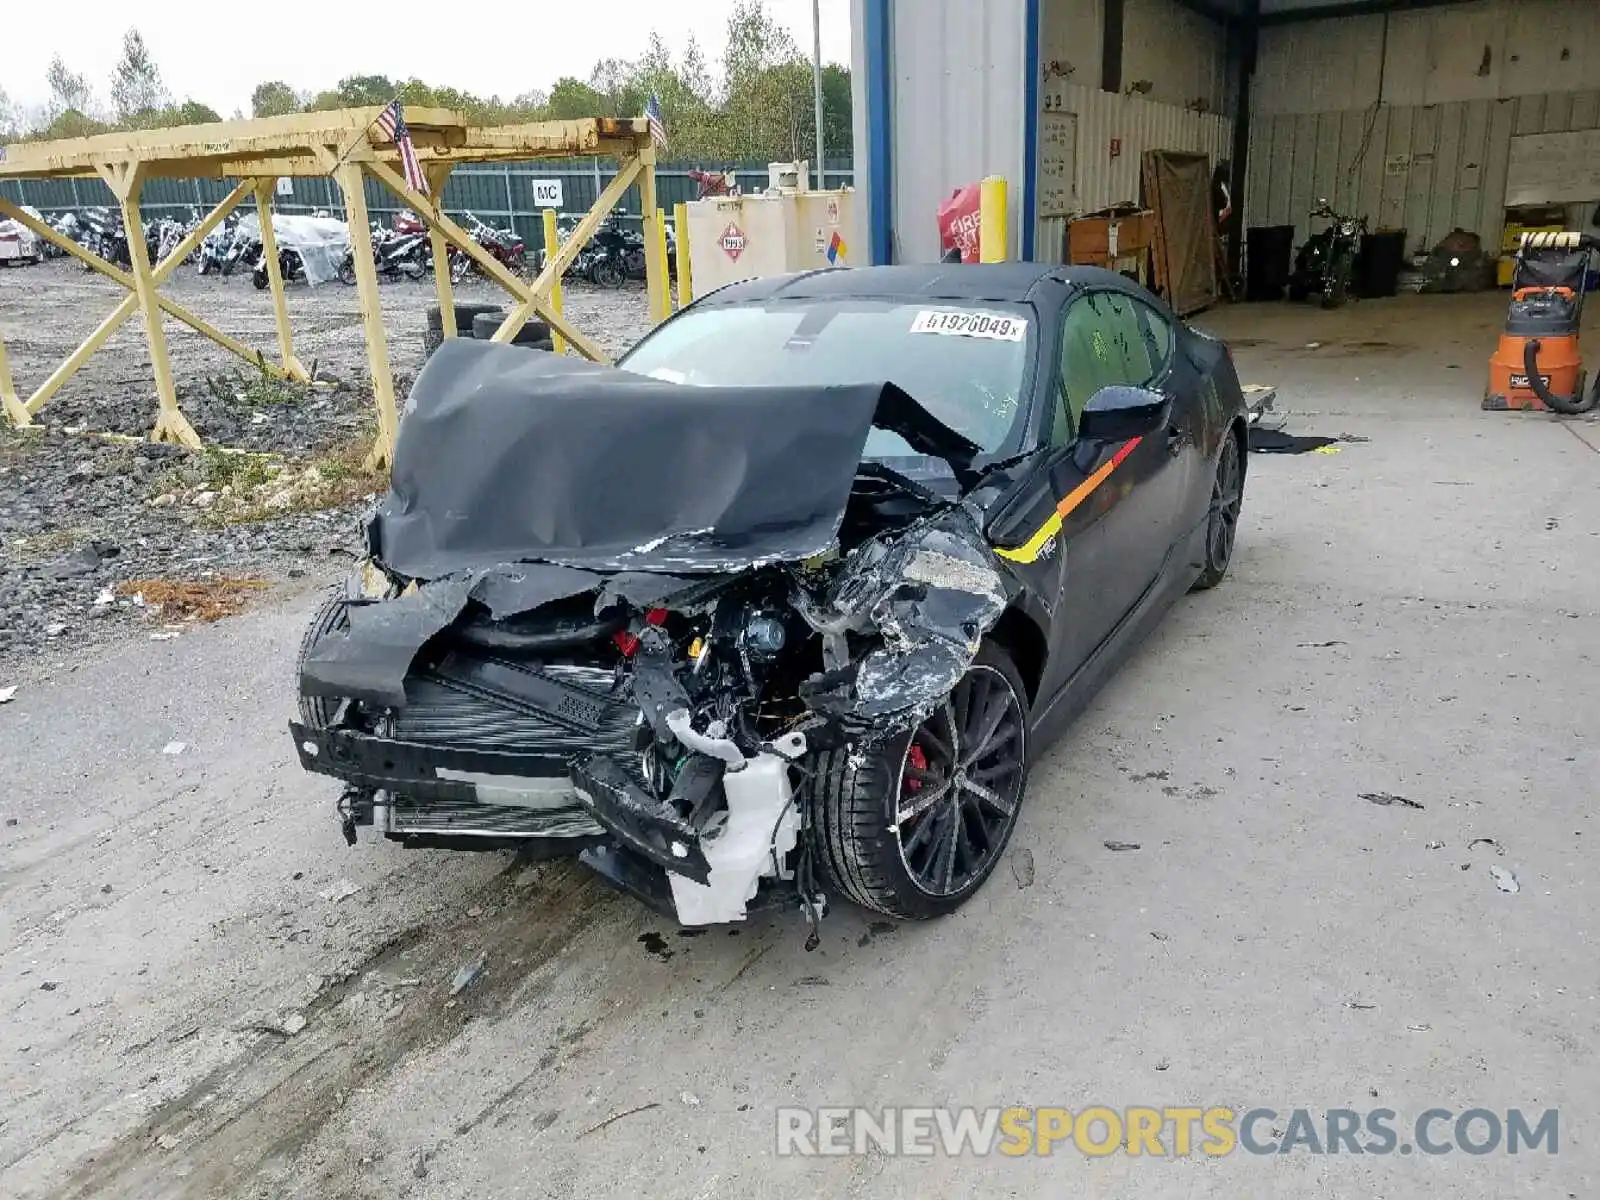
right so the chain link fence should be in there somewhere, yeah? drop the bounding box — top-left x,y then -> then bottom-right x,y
1,158 -> 855,249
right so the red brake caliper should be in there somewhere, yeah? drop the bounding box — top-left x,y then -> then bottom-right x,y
904,743 -> 928,792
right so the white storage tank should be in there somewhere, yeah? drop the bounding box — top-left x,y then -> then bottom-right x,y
685,167 -> 856,295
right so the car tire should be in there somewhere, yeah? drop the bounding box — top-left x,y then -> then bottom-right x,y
297,594 -> 350,729
426,302 -> 503,337
811,642 -> 1031,920
470,312 -> 551,342
1191,430 -> 1244,591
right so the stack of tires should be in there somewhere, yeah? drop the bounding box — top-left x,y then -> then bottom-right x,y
422,303 -> 554,360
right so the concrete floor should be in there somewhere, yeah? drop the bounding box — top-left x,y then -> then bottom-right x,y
1,291 -> 1596,1198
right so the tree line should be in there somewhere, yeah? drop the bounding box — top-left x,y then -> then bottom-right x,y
0,1 -> 851,164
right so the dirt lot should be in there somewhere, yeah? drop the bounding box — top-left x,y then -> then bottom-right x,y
2,284 -> 1597,1199
0,259 -> 651,675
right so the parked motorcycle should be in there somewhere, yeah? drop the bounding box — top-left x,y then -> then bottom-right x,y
449,211 -> 527,282
220,224 -> 259,277
196,215 -> 239,275
337,222 -> 431,284
1289,199 -> 1368,309
76,208 -> 130,269
587,212 -> 635,289
536,214 -> 594,281
252,246 -> 307,289
45,211 -> 80,258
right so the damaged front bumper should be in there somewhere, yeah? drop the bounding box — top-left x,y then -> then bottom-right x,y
289,721 -> 608,842
291,716 -> 817,925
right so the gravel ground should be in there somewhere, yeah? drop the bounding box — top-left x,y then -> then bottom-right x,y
0,259 -> 652,680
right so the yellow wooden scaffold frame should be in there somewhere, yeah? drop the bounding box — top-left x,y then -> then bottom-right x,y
0,107 -> 670,466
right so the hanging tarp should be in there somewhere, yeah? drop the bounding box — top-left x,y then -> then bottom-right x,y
1142,150 -> 1218,316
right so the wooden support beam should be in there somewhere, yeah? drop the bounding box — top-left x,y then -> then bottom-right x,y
424,162 -> 459,341
0,187 -> 299,418
639,150 -> 665,326
336,160 -> 399,468
104,161 -> 200,447
253,179 -> 304,377
363,156 -> 618,364
0,336 -> 27,428
486,156 -> 645,360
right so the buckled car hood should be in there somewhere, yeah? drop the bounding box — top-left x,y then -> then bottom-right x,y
372,339 -> 981,580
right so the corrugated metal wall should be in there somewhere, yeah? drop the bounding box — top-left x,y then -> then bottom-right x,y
1246,91 -> 1600,253
1255,0 -> 1600,115
888,0 -> 1029,263
1037,82 -> 1231,262
1040,0 -> 1229,112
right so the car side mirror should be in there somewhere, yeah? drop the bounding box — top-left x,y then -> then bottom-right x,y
1079,385 -> 1169,443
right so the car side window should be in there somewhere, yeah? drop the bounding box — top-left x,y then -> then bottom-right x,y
1132,299 -> 1175,380
1051,291 -> 1156,446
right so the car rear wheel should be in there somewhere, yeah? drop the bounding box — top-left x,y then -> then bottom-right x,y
812,642 -> 1030,920
1192,431 -> 1243,590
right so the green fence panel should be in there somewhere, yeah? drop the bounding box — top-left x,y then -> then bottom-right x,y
4,158 -> 855,256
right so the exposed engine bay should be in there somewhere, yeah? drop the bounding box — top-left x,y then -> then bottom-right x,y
290,340 -> 1013,929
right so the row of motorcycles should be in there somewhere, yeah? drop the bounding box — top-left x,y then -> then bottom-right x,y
540,210 -> 678,288
38,204 -> 674,291
324,208 -> 676,290
44,208 -> 201,271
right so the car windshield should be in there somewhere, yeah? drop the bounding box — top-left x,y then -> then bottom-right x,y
617,298 -> 1035,458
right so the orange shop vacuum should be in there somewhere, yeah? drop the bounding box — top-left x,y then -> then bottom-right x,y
1485,231 -> 1599,414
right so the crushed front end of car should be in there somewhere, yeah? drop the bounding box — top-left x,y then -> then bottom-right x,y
290,340 -> 1012,928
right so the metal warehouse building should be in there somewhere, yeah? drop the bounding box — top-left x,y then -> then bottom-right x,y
848,0 -> 1600,270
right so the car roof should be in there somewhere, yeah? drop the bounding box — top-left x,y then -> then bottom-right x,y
698,263 -> 1141,307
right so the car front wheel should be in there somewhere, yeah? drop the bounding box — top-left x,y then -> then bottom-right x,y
812,642 -> 1030,919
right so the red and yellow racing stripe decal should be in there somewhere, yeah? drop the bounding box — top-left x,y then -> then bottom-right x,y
994,437 -> 1144,564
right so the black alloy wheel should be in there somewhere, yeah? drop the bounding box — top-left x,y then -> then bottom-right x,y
894,663 -> 1028,897
1192,432 -> 1243,590
811,642 -> 1031,920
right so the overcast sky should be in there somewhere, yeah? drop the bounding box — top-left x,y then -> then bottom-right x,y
4,0 -> 852,118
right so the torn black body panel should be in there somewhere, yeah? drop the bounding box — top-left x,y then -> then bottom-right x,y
378,340 -> 887,577
792,508 -> 1009,729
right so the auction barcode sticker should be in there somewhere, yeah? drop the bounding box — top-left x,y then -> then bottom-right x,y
909,310 -> 1028,341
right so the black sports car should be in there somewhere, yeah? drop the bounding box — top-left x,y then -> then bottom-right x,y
290,264 -> 1247,929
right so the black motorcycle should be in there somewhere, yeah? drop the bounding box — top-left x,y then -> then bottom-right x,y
77,208 -> 131,270
338,226 -> 431,284
252,246 -> 306,289
1289,200 -> 1368,309
587,215 -> 632,289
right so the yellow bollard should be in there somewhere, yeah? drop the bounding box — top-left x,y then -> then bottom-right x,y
541,208 -> 566,355
656,208 -> 672,319
673,201 -> 693,308
979,175 -> 1009,263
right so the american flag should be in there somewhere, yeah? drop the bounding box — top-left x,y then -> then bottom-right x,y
375,99 -> 428,196
644,95 -> 667,151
